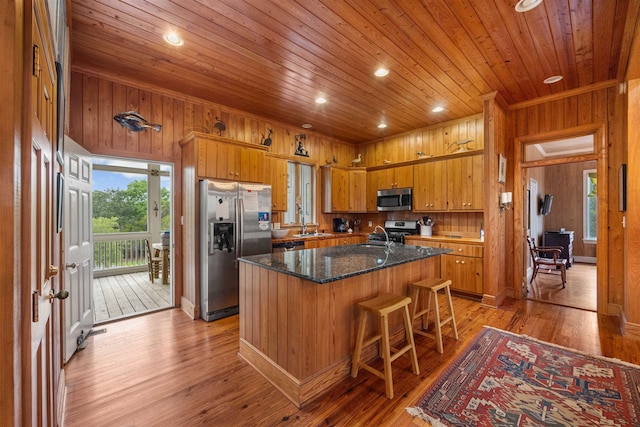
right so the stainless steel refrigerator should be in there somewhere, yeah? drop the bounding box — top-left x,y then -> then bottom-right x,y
200,179 -> 272,321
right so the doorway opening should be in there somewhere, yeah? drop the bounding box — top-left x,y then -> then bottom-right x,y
520,134 -> 599,312
92,157 -> 174,323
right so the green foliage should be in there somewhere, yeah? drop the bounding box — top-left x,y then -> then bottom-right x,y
93,179 -> 149,233
93,216 -> 120,234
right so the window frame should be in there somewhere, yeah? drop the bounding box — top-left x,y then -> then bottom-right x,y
583,168 -> 597,244
284,161 -> 316,225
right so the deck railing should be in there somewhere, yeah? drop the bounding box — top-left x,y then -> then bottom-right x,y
93,232 -> 152,277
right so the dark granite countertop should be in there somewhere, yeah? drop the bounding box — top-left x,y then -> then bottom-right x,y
239,243 -> 451,284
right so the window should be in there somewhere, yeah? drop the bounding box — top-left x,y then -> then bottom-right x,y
584,169 -> 597,242
284,162 -> 315,225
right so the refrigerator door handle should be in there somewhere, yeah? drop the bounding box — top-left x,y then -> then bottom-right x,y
235,198 -> 243,265
209,221 -> 215,255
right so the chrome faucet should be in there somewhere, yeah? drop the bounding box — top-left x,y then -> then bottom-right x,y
374,225 -> 391,249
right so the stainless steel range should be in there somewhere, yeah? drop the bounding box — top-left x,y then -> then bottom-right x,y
368,220 -> 419,243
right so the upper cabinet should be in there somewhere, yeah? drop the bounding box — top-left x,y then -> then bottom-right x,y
322,166 -> 367,213
446,154 -> 483,211
264,156 -> 288,212
180,132 -> 267,183
413,161 -> 447,211
366,165 -> 414,212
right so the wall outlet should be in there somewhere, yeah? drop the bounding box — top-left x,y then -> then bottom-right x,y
368,221 -> 372,227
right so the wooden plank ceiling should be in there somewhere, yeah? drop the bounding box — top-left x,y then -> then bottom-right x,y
69,0 -> 635,144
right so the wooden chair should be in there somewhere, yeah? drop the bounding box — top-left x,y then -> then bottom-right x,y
144,239 -> 162,283
526,236 -> 567,288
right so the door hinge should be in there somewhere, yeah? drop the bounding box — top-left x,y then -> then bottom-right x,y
32,290 -> 40,322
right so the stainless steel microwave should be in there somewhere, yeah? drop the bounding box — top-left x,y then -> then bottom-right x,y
376,188 -> 412,211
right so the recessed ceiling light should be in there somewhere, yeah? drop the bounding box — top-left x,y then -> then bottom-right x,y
374,68 -> 389,77
432,106 -> 444,113
515,0 -> 543,12
378,123 -> 387,129
301,123 -> 312,129
163,32 -> 184,46
543,75 -> 563,84
315,97 -> 327,104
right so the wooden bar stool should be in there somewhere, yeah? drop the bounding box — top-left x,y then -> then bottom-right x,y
351,293 -> 419,399
410,278 -> 458,354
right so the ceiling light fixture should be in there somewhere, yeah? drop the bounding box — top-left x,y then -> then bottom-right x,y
163,32 -> 184,46
302,123 -> 312,129
315,97 -> 327,104
515,0 -> 543,13
543,75 -> 563,84
374,68 -> 389,77
432,106 -> 444,113
378,123 -> 387,129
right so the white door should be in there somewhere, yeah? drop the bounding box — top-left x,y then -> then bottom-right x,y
64,136 -> 94,362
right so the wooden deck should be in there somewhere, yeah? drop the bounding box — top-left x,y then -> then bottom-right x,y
93,272 -> 171,323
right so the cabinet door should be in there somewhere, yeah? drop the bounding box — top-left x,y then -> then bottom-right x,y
366,170 -> 381,212
441,255 -> 483,294
240,147 -> 265,183
447,155 -> 483,210
329,168 -> 349,212
265,157 -> 288,211
349,170 -> 367,212
413,162 -> 447,211
393,165 -> 414,189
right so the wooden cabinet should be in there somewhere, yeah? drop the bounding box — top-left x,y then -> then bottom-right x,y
265,156 -> 288,211
446,154 -> 483,211
376,165 -> 413,189
349,170 -> 367,212
181,132 -> 267,182
407,237 -> 483,296
366,165 -> 414,212
322,166 -> 367,213
413,161 -> 447,211
308,234 -> 366,248
439,241 -> 483,295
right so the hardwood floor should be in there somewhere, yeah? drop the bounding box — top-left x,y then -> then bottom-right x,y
525,262 -> 596,311
63,296 -> 639,427
93,272 -> 171,323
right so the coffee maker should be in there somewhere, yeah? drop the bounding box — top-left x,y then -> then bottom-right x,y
333,218 -> 349,232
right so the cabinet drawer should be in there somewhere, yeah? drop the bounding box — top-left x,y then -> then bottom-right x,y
438,242 -> 483,258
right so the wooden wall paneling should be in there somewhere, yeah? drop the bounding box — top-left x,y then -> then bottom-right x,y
137,90 -> 151,154
162,97 -> 174,158
626,79 -> 640,328
111,81 -> 127,152
267,269 -> 279,361
82,74 -> 99,150
302,281 -> 317,378
98,79 -> 113,152
125,86 -> 140,152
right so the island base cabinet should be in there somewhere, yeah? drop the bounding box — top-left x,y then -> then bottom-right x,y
238,257 -> 438,407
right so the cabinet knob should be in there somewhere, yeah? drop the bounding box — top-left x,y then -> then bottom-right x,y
455,260 -> 460,264
458,248 -> 463,252
461,260 -> 465,264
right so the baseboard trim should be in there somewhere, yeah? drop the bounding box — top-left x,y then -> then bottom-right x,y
180,296 -> 197,319
573,256 -> 596,264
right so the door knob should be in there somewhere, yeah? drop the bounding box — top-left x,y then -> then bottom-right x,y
49,289 -> 69,302
65,262 -> 77,269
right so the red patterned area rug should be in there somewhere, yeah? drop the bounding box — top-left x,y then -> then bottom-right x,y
406,326 -> 640,426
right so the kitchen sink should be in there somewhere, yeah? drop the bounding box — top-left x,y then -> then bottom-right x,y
292,233 -> 334,238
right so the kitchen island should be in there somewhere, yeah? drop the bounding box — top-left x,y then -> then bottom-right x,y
238,243 -> 450,407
